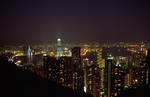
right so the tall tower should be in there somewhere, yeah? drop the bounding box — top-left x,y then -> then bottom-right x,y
27,46 -> 33,64
72,47 -> 81,65
104,54 -> 115,97
57,38 -> 63,59
104,55 -> 125,97
72,47 -> 84,91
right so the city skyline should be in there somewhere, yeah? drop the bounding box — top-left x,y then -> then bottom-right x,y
1,0 -> 150,45
1,1 -> 150,96
0,37 -> 150,97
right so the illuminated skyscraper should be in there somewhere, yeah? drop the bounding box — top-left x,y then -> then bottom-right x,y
97,49 -> 105,97
58,56 -> 73,88
43,56 -> 59,81
27,46 -> 33,64
97,49 -> 103,68
104,54 -> 115,97
72,47 -> 82,69
72,47 -> 84,91
112,63 -> 124,97
57,38 -> 63,59
82,58 -> 89,93
137,62 -> 147,86
86,63 -> 101,97
104,55 -> 125,97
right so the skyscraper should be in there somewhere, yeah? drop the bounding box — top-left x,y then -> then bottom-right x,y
58,56 -> 73,88
27,46 -> 33,64
82,58 -> 89,93
104,55 -> 125,97
104,54 -> 115,97
86,63 -> 101,97
43,56 -> 59,81
56,38 -> 63,59
72,47 -> 84,91
72,47 -> 82,70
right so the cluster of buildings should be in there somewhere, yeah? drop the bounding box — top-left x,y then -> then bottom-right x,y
1,39 -> 150,97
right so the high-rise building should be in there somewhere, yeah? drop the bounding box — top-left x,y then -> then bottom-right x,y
72,47 -> 82,72
56,38 -> 63,59
104,54 -> 115,97
43,54 -> 84,92
97,48 -> 103,68
43,56 -> 59,82
104,55 -> 125,97
97,49 -> 105,97
127,48 -> 148,88
72,47 -> 84,91
82,58 -> 89,93
27,46 -> 33,64
72,47 -> 81,65
127,55 -> 134,86
58,56 -> 73,88
82,48 -> 104,97
138,62 -> 147,86
86,63 -> 101,97
145,48 -> 150,85
100,68 -> 105,97
112,63 -> 124,97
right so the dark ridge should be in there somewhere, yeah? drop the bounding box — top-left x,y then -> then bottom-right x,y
0,55 -> 92,97
118,85 -> 150,97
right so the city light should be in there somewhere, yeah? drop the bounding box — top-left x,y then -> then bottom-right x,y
1,0 -> 150,97
1,41 -> 150,97
57,38 -> 61,41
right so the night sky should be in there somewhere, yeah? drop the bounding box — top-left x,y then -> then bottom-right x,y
1,0 -> 150,44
